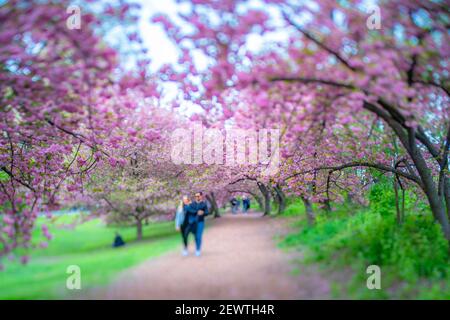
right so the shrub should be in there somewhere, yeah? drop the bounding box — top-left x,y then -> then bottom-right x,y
281,190 -> 450,298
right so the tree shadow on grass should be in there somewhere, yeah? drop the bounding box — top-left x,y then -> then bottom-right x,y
127,230 -> 178,246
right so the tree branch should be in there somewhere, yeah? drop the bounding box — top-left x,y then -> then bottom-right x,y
269,76 -> 355,90
286,161 -> 422,186
282,10 -> 358,72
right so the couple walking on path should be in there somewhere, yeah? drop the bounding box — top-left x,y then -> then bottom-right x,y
230,195 -> 251,214
175,191 -> 209,256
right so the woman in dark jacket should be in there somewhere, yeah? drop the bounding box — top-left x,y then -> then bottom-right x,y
175,195 -> 196,256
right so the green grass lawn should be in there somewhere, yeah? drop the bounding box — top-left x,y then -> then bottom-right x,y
0,214 -> 180,299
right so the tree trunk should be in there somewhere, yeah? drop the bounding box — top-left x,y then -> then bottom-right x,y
364,102 -> 450,241
401,188 -> 405,223
271,187 -> 280,212
393,178 -> 401,224
404,129 -> 450,240
442,175 -> 450,220
420,181 -> 450,240
301,196 -> 315,225
323,199 -> 332,212
346,192 -> 354,204
206,192 -> 220,218
136,219 -> 143,241
257,182 -> 271,216
273,184 -> 286,215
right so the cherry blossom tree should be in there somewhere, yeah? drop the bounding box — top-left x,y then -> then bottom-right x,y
0,0 -> 148,263
155,0 -> 450,239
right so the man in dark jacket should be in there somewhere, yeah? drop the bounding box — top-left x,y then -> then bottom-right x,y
242,195 -> 250,213
189,191 -> 209,256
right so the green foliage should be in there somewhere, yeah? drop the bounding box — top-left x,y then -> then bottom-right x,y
0,170 -> 9,182
368,176 -> 427,217
369,181 -> 397,217
281,197 -> 320,217
282,198 -> 305,216
280,183 -> 450,299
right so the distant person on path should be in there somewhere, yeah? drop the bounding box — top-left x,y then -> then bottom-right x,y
113,232 -> 125,248
175,195 -> 195,256
242,195 -> 250,213
230,197 -> 238,214
189,191 -> 209,257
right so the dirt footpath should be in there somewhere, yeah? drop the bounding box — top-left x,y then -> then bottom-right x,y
86,213 -> 331,299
